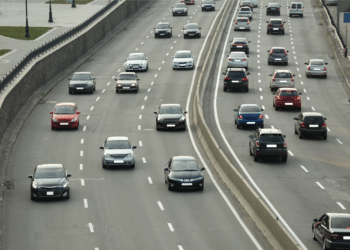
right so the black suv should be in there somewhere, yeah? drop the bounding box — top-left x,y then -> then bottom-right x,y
268,47 -> 289,65
266,3 -> 281,15
222,68 -> 250,92
154,22 -> 172,38
249,128 -> 288,162
230,37 -> 251,54
294,112 -> 327,140
267,19 -> 286,35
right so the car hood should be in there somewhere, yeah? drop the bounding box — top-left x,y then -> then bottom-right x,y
173,58 -> 193,62
53,114 -> 76,119
184,29 -> 199,32
239,112 -> 262,115
104,149 -> 133,155
116,80 -> 137,84
158,114 -> 183,119
173,7 -> 187,10
170,170 -> 203,180
70,80 -> 92,84
156,28 -> 170,32
126,60 -> 147,65
34,178 -> 66,186
202,3 -> 214,6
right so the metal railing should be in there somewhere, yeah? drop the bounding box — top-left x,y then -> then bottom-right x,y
0,0 -> 119,92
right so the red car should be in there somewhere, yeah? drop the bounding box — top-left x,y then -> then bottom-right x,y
50,102 -> 80,130
182,0 -> 195,4
273,88 -> 302,111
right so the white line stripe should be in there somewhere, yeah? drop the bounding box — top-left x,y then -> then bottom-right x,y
168,223 -> 174,232
88,223 -> 94,233
259,88 -> 262,91
307,97 -> 310,100
142,157 -> 146,163
311,107 -> 315,111
144,96 -> 148,101
86,115 -> 90,120
90,106 -> 94,111
300,81 -> 304,85
83,126 -> 87,131
80,164 -> 83,170
84,199 -> 88,208
271,125 -> 275,129
337,202 -> 346,210
112,76 -> 115,79
300,165 -> 309,172
148,177 -> 153,184
260,96 -> 263,100
141,105 -> 145,109
157,201 -> 164,210
80,151 -> 83,157
139,115 -> 142,119
102,89 -> 106,93
96,97 -> 100,101
297,68 -> 299,71
138,125 -> 141,130
178,246 -> 184,250
139,141 -> 143,147
81,179 -> 85,186
81,139 -> 84,144
151,81 -> 154,85
265,114 -> 269,119
337,139 -> 343,144
155,74 -> 158,78
162,61 -> 165,64
107,82 -> 111,86
316,182 -> 325,189
117,69 -> 121,72
148,88 -> 151,92
288,150 -> 294,156
166,53 -> 169,56
158,67 -> 161,71
303,89 -> 307,93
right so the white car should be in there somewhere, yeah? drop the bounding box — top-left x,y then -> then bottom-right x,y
172,50 -> 195,70
125,53 -> 148,72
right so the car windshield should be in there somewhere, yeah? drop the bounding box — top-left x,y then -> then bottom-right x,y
157,23 -> 169,29
272,49 -> 284,53
280,91 -> 298,96
331,218 -> 350,229
175,52 -> 191,58
172,160 -> 199,171
175,3 -> 186,7
310,61 -> 324,65
128,54 -> 145,60
240,106 -> 260,112
242,1 -> 252,5
275,73 -> 292,78
304,116 -> 324,124
54,106 -> 75,114
241,7 -> 251,11
35,169 -> 65,179
271,20 -> 282,24
234,40 -> 247,44
237,18 -> 248,22
185,24 -> 198,29
259,134 -> 284,142
118,74 -> 136,80
159,106 -> 182,114
105,141 -> 131,149
72,74 -> 91,80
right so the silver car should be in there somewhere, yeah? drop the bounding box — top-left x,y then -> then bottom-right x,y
125,53 -> 148,72
172,50 -> 195,70
115,72 -> 139,93
100,136 -> 137,169
172,3 -> 188,16
238,7 -> 253,20
201,0 -> 215,11
305,59 -> 328,78
227,52 -> 249,70
234,17 -> 250,31
289,2 -> 303,17
269,70 -> 295,91
68,72 -> 96,94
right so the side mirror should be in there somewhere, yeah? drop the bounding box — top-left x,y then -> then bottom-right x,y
199,27 -> 202,29
299,93 -> 302,95
249,135 -> 253,138
304,62 -> 308,65
293,117 -> 298,120
247,72 -> 250,75
287,50 -> 289,52
164,167 -> 169,171
293,74 -> 295,76
183,111 -> 188,114
28,175 -> 33,178
182,28 -> 184,30
229,40 -> 232,43
137,79 -> 140,81
313,219 -> 318,223
77,111 -> 81,114
100,146 -> 104,149
267,50 -> 270,52
233,109 -> 237,111
248,41 -> 251,43
269,74 -> 272,76
226,55 -> 229,57
261,109 -> 264,111
283,21 -> 286,23
115,79 -> 118,81
125,58 -> 127,61
325,62 -> 328,65
266,21 -> 269,23
222,72 -> 226,75
171,27 -> 173,29
146,57 -> 148,60
283,135 -> 286,138
67,174 -> 72,178
68,77 -> 71,80
192,56 -> 195,58
201,167 -> 205,171
154,111 -> 158,114
246,55 -> 250,57
92,77 -> 96,80
324,118 -> 327,120
50,111 -> 53,114
132,146 -> 137,149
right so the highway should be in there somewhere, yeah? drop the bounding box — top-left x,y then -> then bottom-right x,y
2,0 -> 271,249
204,0 -> 350,250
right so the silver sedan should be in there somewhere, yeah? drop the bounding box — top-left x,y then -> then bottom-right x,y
227,52 -> 249,70
305,59 -> 328,78
234,17 -> 250,31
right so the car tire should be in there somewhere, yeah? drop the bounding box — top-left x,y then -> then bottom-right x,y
116,90 -> 119,93
306,74 -> 310,78
199,183 -> 204,191
273,100 -> 275,107
299,131 -> 304,139
245,87 -> 249,92
246,50 -> 249,54
285,62 -> 288,66
254,154 -> 259,162
323,133 -> 327,140
249,146 -> 253,156
65,191 -> 70,199
245,66 -> 248,70
282,31 -> 285,35
185,12 -> 188,16
90,90 -> 93,94
223,87 -> 227,92
267,30 -> 269,34
275,105 -> 278,111
301,14 -> 303,17
135,88 -> 138,93
323,238 -> 330,250
313,230 -> 317,241
131,164 -> 135,169
289,14 -> 291,17
295,127 -> 298,135
260,124 -> 264,128
198,34 -> 201,38
297,107 -> 301,111
31,193 -> 36,201
324,74 -> 327,79
268,61 -> 271,65
168,183 -> 173,191
173,13 -> 175,16
202,8 -> 204,11
102,163 -> 106,169
237,123 -> 240,129
155,34 -> 157,38
249,17 -> 252,21
69,90 -> 73,94
51,126 -> 54,130
282,156 -> 287,163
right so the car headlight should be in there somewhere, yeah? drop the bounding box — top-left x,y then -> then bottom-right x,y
170,177 -> 183,182
104,154 -> 113,159
117,84 -> 122,87
87,82 -> 93,85
62,182 -> 68,188
196,30 -> 199,33
124,153 -> 133,160
173,61 -> 178,65
180,116 -> 185,121
32,181 -> 38,189
69,82 -> 74,85
191,177 -> 203,181
184,30 -> 188,34
157,117 -> 163,122
131,84 -> 136,86
71,117 -> 77,122
52,118 -> 58,122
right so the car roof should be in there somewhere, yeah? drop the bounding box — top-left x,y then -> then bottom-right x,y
230,51 -> 246,55
270,18 -> 283,21
233,37 -> 248,41
237,17 -> 249,20
186,23 -> 199,26
160,103 -> 182,107
258,128 -> 282,134
37,164 -> 63,169
271,47 -> 285,49
176,50 -> 191,53
56,102 -> 76,107
310,59 -> 325,62
128,52 -> 145,56
279,88 -> 297,91
327,213 -> 350,218
172,156 -> 196,161
119,72 -> 136,75
227,68 -> 246,72
268,3 -> 279,5
241,104 -> 260,107
107,136 -> 129,141
157,22 -> 170,25
73,72 -> 91,75
302,112 -> 323,117
275,69 -> 292,73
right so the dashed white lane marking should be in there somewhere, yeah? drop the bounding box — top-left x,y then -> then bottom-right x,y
300,165 -> 309,172
96,97 -> 100,101
259,88 -> 262,91
258,35 -> 260,38
290,34 -> 292,36
257,44 -> 260,47
141,105 -> 145,109
311,107 -> 315,111
81,139 -> 84,144
316,182 -> 325,189
139,141 -> 143,147
258,73 -> 260,76
301,81 -> 304,85
307,97 -> 310,100
148,88 -> 151,92
293,51 -> 295,54
162,61 -> 165,64
170,46 -> 173,49
258,66 -> 260,69
83,126 -> 87,131
292,46 -> 294,49
138,125 -> 141,130
337,202 -> 346,210
107,82 -> 110,86
151,81 -> 154,85
294,56 -> 297,60
327,127 -> 331,132
257,60 -> 260,63
157,201 -> 165,211
90,106 -> 94,111
88,223 -> 94,233
80,151 -> 83,157
150,30 -> 153,33
298,74 -> 301,77
141,42 -> 144,45
303,89 -> 307,93
262,105 -> 265,109
102,89 -> 106,93
271,125 -> 275,129
146,36 -> 149,38
337,139 -> 343,145
84,199 -> 88,208
257,55 -> 260,57
174,41 -> 177,43
142,157 -> 146,163
144,96 -> 148,100
257,50 -> 260,53
80,164 -> 83,170
95,248 -> 99,250
117,69 -> 121,72
265,114 -> 269,119
168,223 -> 174,232
296,68 -> 299,71
178,34 -> 181,37
260,96 -> 263,100
155,74 -> 158,78
291,42 -> 294,45
288,150 -> 294,156
166,53 -> 169,56
139,115 -> 142,119
112,76 -> 115,79
158,67 -> 161,70
148,177 -> 153,184
81,179 -> 85,186
135,48 -> 139,51
258,80 -> 261,83
257,40 -> 260,43
178,246 -> 184,250
87,115 -> 90,120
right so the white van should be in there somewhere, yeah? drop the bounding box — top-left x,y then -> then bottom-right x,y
250,0 -> 258,8
289,2 -> 303,17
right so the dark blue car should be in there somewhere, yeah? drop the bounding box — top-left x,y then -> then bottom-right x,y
234,104 -> 264,129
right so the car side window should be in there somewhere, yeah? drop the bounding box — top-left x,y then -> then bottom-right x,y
321,216 -> 329,229
168,159 -> 172,169
237,105 -> 241,111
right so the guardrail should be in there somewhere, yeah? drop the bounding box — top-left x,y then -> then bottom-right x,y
0,0 -> 119,93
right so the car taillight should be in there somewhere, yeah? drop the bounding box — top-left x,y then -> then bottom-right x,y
235,20 -> 237,25
277,7 -> 280,9
272,76 -> 275,81
250,12 -> 252,14
324,67 -> 327,71
242,59 -> 247,61
247,20 -> 250,25
280,23 -> 283,26
224,77 -> 230,81
232,44 -> 236,46
284,50 -> 287,55
276,96 -> 280,100
322,122 -> 327,127
229,59 -> 233,61
267,7 -> 270,10
291,77 -> 294,81
256,141 -> 260,147
242,77 -> 248,81
238,115 -> 243,120
283,141 -> 287,147
300,122 -> 306,128
270,50 -> 273,55
307,66 -> 311,70
296,97 -> 301,100
330,234 -> 338,240
259,115 -> 263,119
268,23 -> 272,26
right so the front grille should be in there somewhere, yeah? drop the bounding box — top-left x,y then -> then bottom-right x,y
111,154 -> 127,158
164,119 -> 179,123
58,119 -> 70,122
74,84 -> 87,87
159,31 -> 166,34
40,186 -> 61,191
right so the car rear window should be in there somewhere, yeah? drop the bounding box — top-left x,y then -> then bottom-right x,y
175,3 -> 186,7
268,3 -> 279,7
230,52 -> 246,58
241,7 -> 251,11
242,2 -> 252,5
291,3 -> 302,8
275,73 -> 292,78
310,61 -> 324,65
227,71 -> 246,78
280,91 -> 298,96
259,134 -> 284,143
172,160 -> 199,171
271,20 -> 282,24
118,74 -> 136,80
237,18 -> 248,22
331,218 -> 350,229
304,116 -> 324,124
272,49 -> 284,53
240,106 -> 260,112
234,40 -> 247,44
157,23 -> 169,29
105,141 -> 131,149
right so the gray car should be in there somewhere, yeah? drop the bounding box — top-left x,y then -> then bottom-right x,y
238,7 -> 253,20
305,59 -> 328,78
183,23 -> 201,38
115,72 -> 139,93
267,47 -> 289,65
326,0 -> 337,5
100,136 -> 137,169
172,3 -> 188,16
68,72 -> 96,94
201,0 -> 215,11
154,22 -> 172,38
227,52 -> 249,70
234,17 -> 251,31
125,53 -> 148,72
269,70 -> 295,91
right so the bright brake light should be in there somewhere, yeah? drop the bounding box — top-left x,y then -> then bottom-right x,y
238,115 -> 243,120
322,122 -> 327,127
300,122 -> 306,128
307,66 -> 311,70
283,141 -> 287,147
224,77 -> 230,81
324,67 -> 327,71
256,141 -> 260,147
259,115 -> 263,119
232,44 -> 236,46
242,77 -> 248,81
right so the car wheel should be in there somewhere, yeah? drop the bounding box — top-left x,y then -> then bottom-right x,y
301,14 -> 303,17
65,191 -> 70,199
313,230 -> 317,241
306,74 -> 310,78
285,62 -> 288,66
282,156 -> 287,163
173,13 -> 175,16
202,8 -> 204,11
289,14 -> 291,17
102,162 -> 106,169
90,90 -> 93,94
260,124 -> 264,128
246,50 -> 249,54
245,66 -> 248,70
30,193 -> 36,201
237,123 -> 240,129
268,61 -> 271,65
223,87 -> 227,92
249,146 -> 253,156
69,90 -> 73,94
199,183 -> 204,191
168,183 -> 173,191
254,154 -> 259,162
297,107 -> 301,111
324,74 -> 327,79
282,31 -> 285,35
275,105 -> 278,111
299,131 -> 304,139
51,126 -> 54,130
323,133 -> 327,140
245,87 -> 249,92
323,238 -> 330,250
184,35 -> 186,39
131,164 -> 135,169
249,17 -> 252,21
116,90 -> 119,93
267,30 -> 269,34
213,8 -> 215,11
155,34 -> 157,38
273,100 -> 275,107
198,34 -> 201,38
295,127 -> 298,135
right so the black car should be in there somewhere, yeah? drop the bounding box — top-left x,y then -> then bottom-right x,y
266,18 -> 286,34
164,156 -> 205,191
249,128 -> 288,162
312,213 -> 350,250
68,72 -> 96,94
230,37 -> 251,53
29,164 -> 71,200
183,23 -> 201,38
172,3 -> 188,16
268,47 -> 289,65
154,22 -> 172,38
294,112 -> 327,139
154,104 -> 187,131
223,68 -> 250,92
266,3 -> 281,15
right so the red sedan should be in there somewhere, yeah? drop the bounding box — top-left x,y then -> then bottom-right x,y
273,88 -> 302,111
182,0 -> 195,4
50,102 -> 80,130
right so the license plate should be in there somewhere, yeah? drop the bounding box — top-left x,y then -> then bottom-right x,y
314,68 -> 321,71
235,60 -> 241,62
133,66 -> 139,69
285,103 -> 293,105
60,123 -> 69,125
237,46 -> 243,48
76,87 -> 84,90
247,122 -> 255,124
114,160 -> 124,163
344,236 -> 350,240
240,27 -> 245,29
160,34 -> 165,35
182,183 -> 193,186
178,11 -> 182,13
123,87 -> 130,89
232,80 -> 239,83
47,191 -> 54,196
280,80 -> 287,82
275,58 -> 281,60
309,125 -> 318,128
266,144 -> 277,148
273,28 -> 279,30
271,8 -> 276,10
189,34 -> 194,36
167,124 -> 176,127
206,7 -> 210,8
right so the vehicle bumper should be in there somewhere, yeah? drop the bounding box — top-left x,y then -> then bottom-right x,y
125,65 -> 147,71
224,82 -> 248,89
227,62 -> 248,68
271,83 -> 295,89
275,101 -> 301,108
173,11 -> 187,15
290,11 -> 303,16
325,239 -> 350,249
237,120 -> 263,126
116,86 -> 138,92
269,58 -> 288,64
255,149 -> 288,157
157,32 -> 171,37
300,128 -> 327,135
173,63 -> 194,69
157,121 -> 186,130
51,121 -> 78,129
31,187 -> 69,199
202,6 -> 215,10
268,28 -> 284,33
307,70 -> 327,76
103,157 -> 135,167
267,10 -> 280,14
168,179 -> 204,189
185,33 -> 200,37
69,86 -> 93,92
234,25 -> 250,30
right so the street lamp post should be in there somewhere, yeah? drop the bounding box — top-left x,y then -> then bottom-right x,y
48,0 -> 53,22
72,0 -> 76,8
25,0 -> 30,38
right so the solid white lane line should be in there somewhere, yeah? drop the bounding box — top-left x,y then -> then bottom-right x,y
158,67 -> 161,70
80,164 -> 83,170
102,89 -> 106,93
90,106 -> 94,111
307,97 -> 310,100
88,223 -> 94,233
157,201 -> 164,211
139,115 -> 142,119
141,105 -> 145,110
96,97 -> 100,101
168,223 -> 174,232
337,202 -> 346,210
178,246 -> 184,250
148,88 -> 151,92
288,150 -> 294,156
155,74 -> 158,78
166,53 -> 169,56
316,182 -> 325,189
138,125 -> 141,130
83,126 -> 87,131
148,177 -> 153,184
300,165 -> 309,172
87,115 -> 90,120
84,199 -> 88,208
337,139 -> 343,144
81,179 -> 85,186
107,82 -> 110,86
139,141 -> 143,147
311,107 -> 315,111
80,151 -> 83,157
144,96 -> 148,100
81,139 -> 84,144
265,114 -> 269,119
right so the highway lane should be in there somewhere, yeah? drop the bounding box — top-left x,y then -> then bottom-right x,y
204,0 -> 350,249
3,0 -> 271,249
